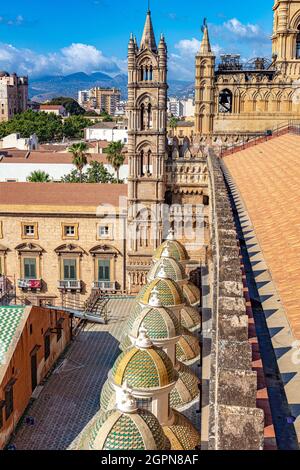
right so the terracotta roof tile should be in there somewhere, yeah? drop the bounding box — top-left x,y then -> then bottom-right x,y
224,133 -> 300,339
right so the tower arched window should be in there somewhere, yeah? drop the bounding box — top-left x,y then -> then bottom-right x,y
140,150 -> 144,176
147,103 -> 152,129
145,66 -> 149,81
296,25 -> 300,59
149,65 -> 153,81
218,89 -> 233,113
147,150 -> 152,175
140,104 -> 145,130
140,66 -> 144,81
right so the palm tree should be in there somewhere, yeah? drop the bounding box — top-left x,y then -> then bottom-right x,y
27,170 -> 51,182
68,142 -> 89,182
106,141 -> 125,183
169,116 -> 179,136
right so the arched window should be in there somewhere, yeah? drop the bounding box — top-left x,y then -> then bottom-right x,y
140,104 -> 145,130
147,103 -> 152,129
147,150 -> 152,175
218,89 -> 233,113
149,65 -> 153,81
145,66 -> 148,81
140,66 -> 144,81
140,150 -> 144,176
297,25 -> 300,59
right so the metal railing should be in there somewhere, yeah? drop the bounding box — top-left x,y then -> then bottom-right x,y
220,120 -> 300,158
58,280 -> 82,290
92,281 -> 117,291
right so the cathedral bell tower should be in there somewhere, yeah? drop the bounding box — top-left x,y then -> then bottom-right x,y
272,0 -> 300,76
127,9 -> 168,292
195,22 -> 216,136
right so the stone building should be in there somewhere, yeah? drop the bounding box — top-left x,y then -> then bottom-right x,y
195,0 -> 300,138
0,72 -> 28,122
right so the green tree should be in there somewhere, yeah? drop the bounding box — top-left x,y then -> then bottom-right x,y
85,161 -> 120,183
63,115 -> 90,139
61,169 -> 84,183
0,110 -> 63,142
169,116 -> 179,131
27,170 -> 51,182
48,97 -> 85,115
106,141 -> 125,183
99,110 -> 113,122
68,142 -> 89,182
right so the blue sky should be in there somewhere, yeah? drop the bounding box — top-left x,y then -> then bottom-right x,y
0,0 -> 275,80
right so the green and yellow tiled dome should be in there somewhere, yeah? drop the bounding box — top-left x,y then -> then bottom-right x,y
128,306 -> 181,342
153,240 -> 190,264
138,278 -> 185,308
147,257 -> 188,284
111,344 -> 178,390
79,407 -> 170,450
100,379 -> 116,411
170,361 -> 200,410
182,282 -> 201,306
176,328 -> 201,364
181,305 -> 201,332
163,409 -> 201,450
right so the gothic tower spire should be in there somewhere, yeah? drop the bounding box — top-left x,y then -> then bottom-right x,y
140,9 -> 157,51
127,9 -> 168,293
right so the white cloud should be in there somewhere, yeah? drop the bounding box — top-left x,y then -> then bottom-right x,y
0,42 -> 122,77
223,18 -> 261,38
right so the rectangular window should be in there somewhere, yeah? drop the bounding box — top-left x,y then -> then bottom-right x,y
5,387 -> 13,420
44,333 -> 51,360
99,226 -> 109,237
64,225 -> 75,237
24,258 -> 37,279
63,259 -> 77,280
25,225 -> 35,236
98,259 -> 110,281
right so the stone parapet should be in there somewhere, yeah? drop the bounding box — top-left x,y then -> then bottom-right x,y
207,150 -> 264,450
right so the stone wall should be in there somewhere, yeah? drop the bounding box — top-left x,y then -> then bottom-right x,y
207,150 -> 264,450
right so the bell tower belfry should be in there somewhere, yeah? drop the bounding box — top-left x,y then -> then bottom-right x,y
127,9 -> 168,292
272,0 -> 300,76
195,22 -> 215,136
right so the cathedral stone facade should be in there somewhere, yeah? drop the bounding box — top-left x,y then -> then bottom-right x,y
195,0 -> 300,137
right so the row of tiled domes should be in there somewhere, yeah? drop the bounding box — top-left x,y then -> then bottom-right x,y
77,233 -> 202,450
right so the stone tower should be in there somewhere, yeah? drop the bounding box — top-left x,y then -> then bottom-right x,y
195,23 -> 215,135
127,9 -> 168,292
272,0 -> 300,77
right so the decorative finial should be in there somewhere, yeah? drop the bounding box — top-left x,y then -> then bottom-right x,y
156,259 -> 169,280
166,228 -> 175,241
116,381 -> 138,413
149,286 -> 163,307
201,18 -> 207,33
161,241 -> 172,258
135,326 -> 153,348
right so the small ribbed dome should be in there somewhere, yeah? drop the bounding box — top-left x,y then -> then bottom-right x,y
112,343 -> 177,389
80,407 -> 170,450
100,379 -> 116,411
163,410 -> 201,450
153,240 -> 190,264
182,282 -> 201,306
176,328 -> 201,364
129,306 -> 181,341
170,361 -> 200,409
147,257 -> 188,283
181,305 -> 201,332
138,278 -> 185,308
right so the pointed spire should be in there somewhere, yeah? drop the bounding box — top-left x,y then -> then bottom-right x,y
140,9 -> 157,52
200,24 -> 212,55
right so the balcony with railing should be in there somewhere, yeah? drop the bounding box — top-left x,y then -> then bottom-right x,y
92,281 -> 117,292
18,279 -> 42,291
58,280 -> 82,292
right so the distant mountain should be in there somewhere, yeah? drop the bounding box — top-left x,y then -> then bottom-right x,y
29,72 -> 194,103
